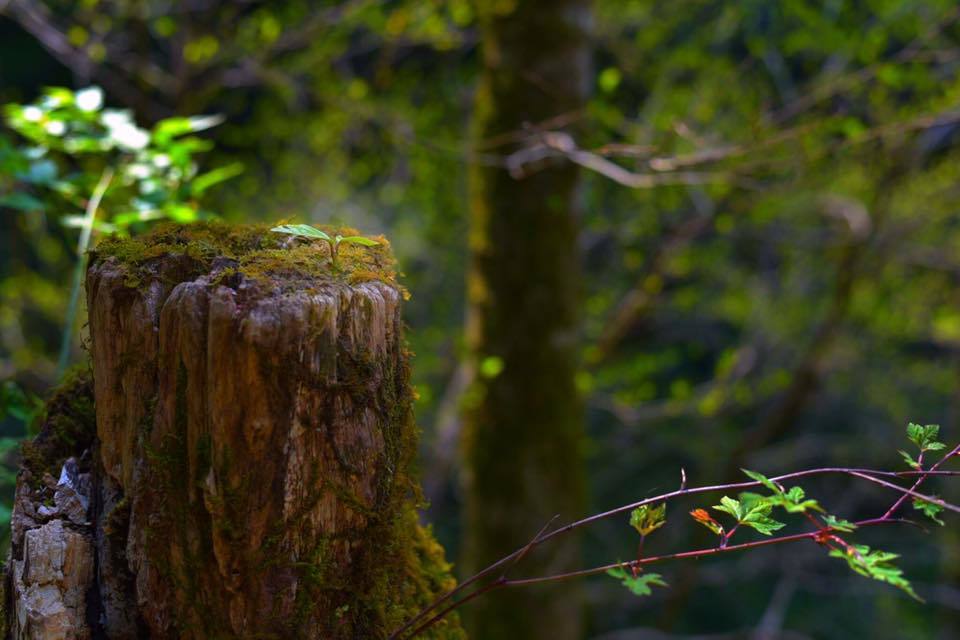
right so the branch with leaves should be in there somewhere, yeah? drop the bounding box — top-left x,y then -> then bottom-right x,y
391,423 -> 960,639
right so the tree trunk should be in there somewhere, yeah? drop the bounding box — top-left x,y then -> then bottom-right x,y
3,223 -> 464,639
462,1 -> 592,638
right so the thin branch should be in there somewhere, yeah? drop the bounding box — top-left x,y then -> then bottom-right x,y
57,168 -> 113,378
880,443 -> 960,518
502,517 -> 912,588
391,462 -> 960,638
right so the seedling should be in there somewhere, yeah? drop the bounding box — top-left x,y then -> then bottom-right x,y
271,223 -> 379,268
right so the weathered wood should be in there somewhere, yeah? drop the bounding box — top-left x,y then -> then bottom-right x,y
5,223 -> 463,639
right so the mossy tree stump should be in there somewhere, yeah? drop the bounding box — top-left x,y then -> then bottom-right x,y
5,224 -> 462,639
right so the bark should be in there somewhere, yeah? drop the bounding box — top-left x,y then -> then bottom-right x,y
462,1 -> 592,638
4,223 -> 463,639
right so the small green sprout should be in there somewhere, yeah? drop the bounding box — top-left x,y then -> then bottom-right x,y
271,223 -> 380,268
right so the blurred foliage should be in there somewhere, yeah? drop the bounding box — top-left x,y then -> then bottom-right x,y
2,0 -> 960,637
4,85 -> 241,231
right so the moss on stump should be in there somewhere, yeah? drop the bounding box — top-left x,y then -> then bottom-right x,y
8,222 -> 466,639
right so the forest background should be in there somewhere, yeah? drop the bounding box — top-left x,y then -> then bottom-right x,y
2,1 -> 960,638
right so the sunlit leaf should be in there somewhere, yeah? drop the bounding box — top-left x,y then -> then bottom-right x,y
271,224 -> 331,241
336,235 -> 380,247
829,544 -> 921,601
629,503 -> 666,537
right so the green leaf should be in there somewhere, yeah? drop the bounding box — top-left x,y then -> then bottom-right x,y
190,162 -> 244,196
713,493 -> 784,535
336,235 -> 380,247
822,514 -> 858,532
713,495 -> 743,520
768,485 -> 823,513
740,512 -> 786,535
629,503 -> 666,537
152,114 -> 225,145
899,450 -> 921,470
829,544 -> 921,601
912,498 -> 945,526
164,203 -> 198,223
742,469 -> 782,493
906,423 -> 944,452
606,565 -> 668,597
737,493 -> 785,535
742,470 -> 820,513
271,224 -> 331,241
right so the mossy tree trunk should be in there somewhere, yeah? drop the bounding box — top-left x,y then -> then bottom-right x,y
462,1 -> 592,638
4,224 -> 463,639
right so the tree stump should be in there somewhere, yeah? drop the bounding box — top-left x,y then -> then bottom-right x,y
4,224 -> 463,639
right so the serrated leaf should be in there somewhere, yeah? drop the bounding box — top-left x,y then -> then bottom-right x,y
822,514 -> 858,532
606,565 -> 668,597
271,224 -> 331,241
906,423 -> 944,452
713,496 -> 743,520
742,470 -> 821,513
829,544 -> 921,601
629,504 -> 666,537
337,235 -> 380,247
741,513 -> 785,535
737,493 -> 785,535
912,498 -> 945,526
769,485 -> 823,513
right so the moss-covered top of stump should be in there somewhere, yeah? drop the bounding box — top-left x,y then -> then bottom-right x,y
91,221 -> 401,295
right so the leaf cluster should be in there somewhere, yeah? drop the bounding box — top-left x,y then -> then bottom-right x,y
712,493 -> 785,536
2,86 -> 241,231
829,544 -> 921,601
629,503 -> 666,537
906,423 -> 946,453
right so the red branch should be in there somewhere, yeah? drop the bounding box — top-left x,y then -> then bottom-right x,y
390,457 -> 959,639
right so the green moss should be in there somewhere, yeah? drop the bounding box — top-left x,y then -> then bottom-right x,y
20,366 -> 97,481
273,345 -> 462,639
91,223 -> 455,638
90,222 -> 400,293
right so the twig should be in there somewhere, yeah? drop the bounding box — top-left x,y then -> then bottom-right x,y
882,443 -> 960,519
57,168 -> 113,378
391,461 -> 960,639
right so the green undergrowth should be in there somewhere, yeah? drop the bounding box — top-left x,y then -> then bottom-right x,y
20,366 -> 96,483
91,221 -> 401,293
